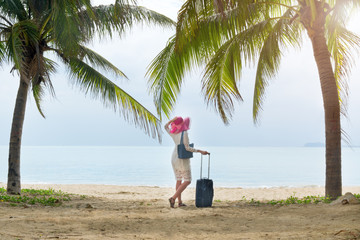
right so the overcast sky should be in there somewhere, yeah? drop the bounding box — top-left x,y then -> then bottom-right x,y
0,0 -> 359,147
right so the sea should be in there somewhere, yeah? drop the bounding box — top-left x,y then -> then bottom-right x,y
0,146 -> 359,188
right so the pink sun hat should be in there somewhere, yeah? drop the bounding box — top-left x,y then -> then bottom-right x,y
170,117 -> 190,134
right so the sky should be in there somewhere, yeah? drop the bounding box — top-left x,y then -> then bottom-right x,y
0,0 -> 359,147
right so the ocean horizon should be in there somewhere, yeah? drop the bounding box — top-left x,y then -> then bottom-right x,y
1,146 -> 359,188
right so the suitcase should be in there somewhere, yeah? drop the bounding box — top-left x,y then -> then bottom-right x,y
195,154 -> 214,207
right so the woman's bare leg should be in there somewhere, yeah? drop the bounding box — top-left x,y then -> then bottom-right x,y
176,180 -> 182,203
172,181 -> 191,200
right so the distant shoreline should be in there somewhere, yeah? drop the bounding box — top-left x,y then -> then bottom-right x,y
1,145 -> 360,148
1,146 -> 359,189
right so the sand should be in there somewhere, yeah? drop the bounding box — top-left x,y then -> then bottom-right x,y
1,183 -> 360,239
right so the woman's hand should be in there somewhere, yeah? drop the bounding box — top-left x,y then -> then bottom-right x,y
166,116 -> 178,125
165,116 -> 179,130
198,150 -> 210,155
171,116 -> 179,123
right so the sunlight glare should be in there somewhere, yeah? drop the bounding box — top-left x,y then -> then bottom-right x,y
346,12 -> 360,34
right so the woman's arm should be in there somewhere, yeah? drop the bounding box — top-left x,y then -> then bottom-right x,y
164,117 -> 178,133
183,131 -> 210,155
183,131 -> 196,153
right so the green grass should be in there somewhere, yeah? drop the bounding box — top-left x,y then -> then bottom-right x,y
237,193 -> 360,206
266,195 -> 332,206
0,187 -> 72,207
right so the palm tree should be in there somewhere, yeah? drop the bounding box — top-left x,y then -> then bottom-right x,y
0,0 -> 174,194
146,0 -> 360,199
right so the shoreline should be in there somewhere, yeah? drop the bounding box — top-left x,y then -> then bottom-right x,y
1,183 -> 360,201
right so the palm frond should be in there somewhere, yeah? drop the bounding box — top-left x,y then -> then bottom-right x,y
5,20 -> 38,75
146,1 -> 263,120
31,72 -> 56,118
29,53 -> 57,87
202,38 -> 243,124
32,83 -> 46,118
78,46 -> 128,79
146,36 -> 183,119
146,24 -> 209,119
326,0 -> 360,117
68,57 -> 162,142
27,0 -> 51,19
253,9 -> 303,123
50,0 -> 94,54
0,40 -> 5,63
190,2 -> 262,55
29,52 -> 57,117
146,1 -> 215,119
201,16 -> 282,124
253,24 -> 281,123
0,0 -> 27,21
327,24 -> 360,116
132,5 -> 175,27
174,0 -> 242,51
91,3 -> 175,39
175,0 -> 207,51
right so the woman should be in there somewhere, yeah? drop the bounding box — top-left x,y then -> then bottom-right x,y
165,116 -> 210,208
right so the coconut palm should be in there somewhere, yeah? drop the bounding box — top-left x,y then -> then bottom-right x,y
147,0 -> 360,199
1,0 -> 174,194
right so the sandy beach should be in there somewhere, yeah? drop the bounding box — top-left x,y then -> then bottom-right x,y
1,184 -> 360,239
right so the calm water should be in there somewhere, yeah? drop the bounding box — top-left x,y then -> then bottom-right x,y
0,146 -> 359,188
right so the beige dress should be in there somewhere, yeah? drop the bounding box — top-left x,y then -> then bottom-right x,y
165,126 -> 197,182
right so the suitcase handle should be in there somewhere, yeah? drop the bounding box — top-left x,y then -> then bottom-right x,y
200,153 -> 210,179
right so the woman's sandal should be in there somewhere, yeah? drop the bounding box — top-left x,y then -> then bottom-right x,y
168,198 -> 175,208
178,202 -> 187,207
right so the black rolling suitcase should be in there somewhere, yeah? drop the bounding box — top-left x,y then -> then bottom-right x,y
195,154 -> 214,207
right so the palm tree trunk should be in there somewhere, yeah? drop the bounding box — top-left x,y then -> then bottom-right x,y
309,31 -> 342,200
7,77 -> 29,195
